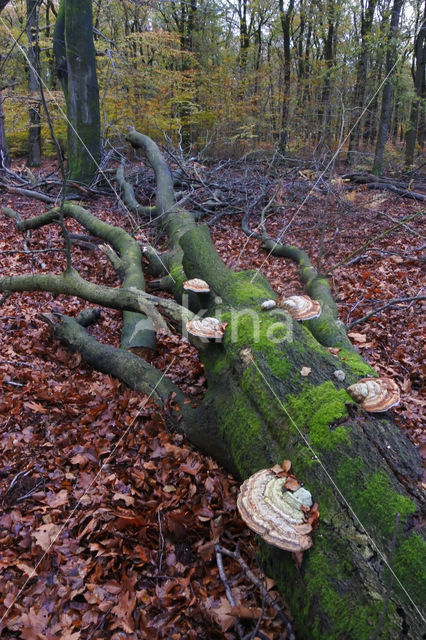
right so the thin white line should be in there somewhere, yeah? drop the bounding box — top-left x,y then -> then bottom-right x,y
0,14 -> 175,282
0,356 -> 178,624
251,358 -> 425,621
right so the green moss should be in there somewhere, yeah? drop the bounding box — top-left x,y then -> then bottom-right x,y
285,382 -> 350,451
259,538 -> 400,639
215,389 -> 272,475
226,270 -> 276,306
337,348 -> 377,377
222,311 -> 293,379
302,540 -> 398,638
169,263 -> 187,291
337,459 -> 417,538
393,533 -> 426,604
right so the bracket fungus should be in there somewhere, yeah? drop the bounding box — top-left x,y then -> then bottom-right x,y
183,278 -> 211,294
346,377 -> 400,412
237,466 -> 316,552
186,317 -> 227,341
279,295 -> 321,321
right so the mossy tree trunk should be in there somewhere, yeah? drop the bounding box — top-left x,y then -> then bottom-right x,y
1,130 -> 424,640
53,0 -> 101,185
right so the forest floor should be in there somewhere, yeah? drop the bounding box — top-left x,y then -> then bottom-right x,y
0,157 -> 424,639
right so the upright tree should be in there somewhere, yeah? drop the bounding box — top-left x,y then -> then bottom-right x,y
53,0 -> 101,185
372,0 -> 404,174
0,1 -> 10,172
26,0 -> 42,167
346,0 -> 379,165
404,8 -> 425,166
279,0 -> 295,155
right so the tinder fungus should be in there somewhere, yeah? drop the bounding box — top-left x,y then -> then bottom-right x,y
183,278 -> 211,294
346,377 -> 400,412
186,317 -> 227,341
237,467 -> 314,552
280,294 -> 321,321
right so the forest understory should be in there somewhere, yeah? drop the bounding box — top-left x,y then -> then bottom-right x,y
0,156 -> 424,639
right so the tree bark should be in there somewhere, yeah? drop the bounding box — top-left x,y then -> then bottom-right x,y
26,0 -> 42,167
404,13 -> 426,167
53,0 -> 101,185
278,0 -> 295,156
346,0 -> 378,165
1,132 -> 424,640
372,0 -> 404,175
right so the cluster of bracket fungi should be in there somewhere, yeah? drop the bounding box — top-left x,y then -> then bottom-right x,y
238,295 -> 401,551
182,284 -> 402,552
237,463 -> 319,553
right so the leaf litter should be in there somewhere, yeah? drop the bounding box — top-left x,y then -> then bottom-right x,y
0,166 -> 424,639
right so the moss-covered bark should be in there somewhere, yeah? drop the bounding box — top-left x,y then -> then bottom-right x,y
126,129 -> 424,639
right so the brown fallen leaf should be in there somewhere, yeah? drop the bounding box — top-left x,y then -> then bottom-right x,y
348,332 -> 367,343
33,523 -> 61,552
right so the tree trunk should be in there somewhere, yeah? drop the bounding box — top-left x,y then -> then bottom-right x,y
1,131 -> 424,640
53,0 -> 101,185
278,0 -> 295,156
0,82 -> 10,173
404,14 -> 426,167
346,0 -> 378,165
372,0 -> 404,175
26,0 -> 41,167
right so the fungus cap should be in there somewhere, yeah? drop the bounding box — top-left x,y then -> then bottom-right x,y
186,317 -> 227,340
183,278 -> 211,294
346,377 -> 400,412
237,467 -> 313,552
280,295 -> 321,320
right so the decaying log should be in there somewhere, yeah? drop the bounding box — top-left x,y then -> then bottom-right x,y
1,132 -> 424,640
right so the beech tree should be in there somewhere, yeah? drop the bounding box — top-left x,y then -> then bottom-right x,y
53,0 -> 101,185
404,8 -> 426,166
372,0 -> 404,174
1,128 -> 424,639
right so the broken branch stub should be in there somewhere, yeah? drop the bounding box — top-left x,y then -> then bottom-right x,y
346,377 -> 400,412
237,466 -> 315,552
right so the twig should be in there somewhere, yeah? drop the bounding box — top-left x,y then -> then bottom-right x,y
327,211 -> 425,273
348,295 -> 426,328
215,544 -> 296,640
215,544 -> 246,639
0,248 -> 65,255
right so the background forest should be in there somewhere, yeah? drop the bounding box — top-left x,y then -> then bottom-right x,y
0,0 -> 424,172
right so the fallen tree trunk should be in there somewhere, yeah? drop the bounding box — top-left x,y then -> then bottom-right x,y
1,131 -> 424,639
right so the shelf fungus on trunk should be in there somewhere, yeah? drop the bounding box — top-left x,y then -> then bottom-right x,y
346,377 -> 400,412
183,278 -> 211,311
186,317 -> 228,341
279,295 -> 321,321
237,465 -> 317,552
183,278 -> 211,294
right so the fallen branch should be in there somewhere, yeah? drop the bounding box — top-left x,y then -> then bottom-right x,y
327,211 -> 424,272
215,544 -> 296,640
348,295 -> 426,328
